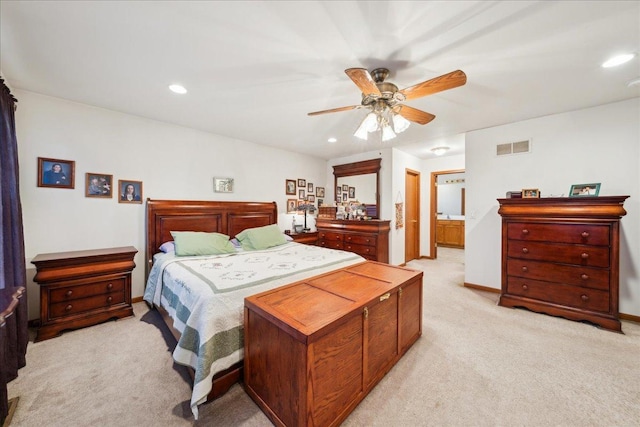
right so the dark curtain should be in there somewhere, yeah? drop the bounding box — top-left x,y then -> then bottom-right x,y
0,77 -> 28,421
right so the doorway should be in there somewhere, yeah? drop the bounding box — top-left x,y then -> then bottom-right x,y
405,168 -> 420,263
430,169 -> 465,260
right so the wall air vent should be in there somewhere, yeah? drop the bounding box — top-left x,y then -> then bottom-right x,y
496,139 -> 530,156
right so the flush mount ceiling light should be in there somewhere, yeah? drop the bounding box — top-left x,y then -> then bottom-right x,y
431,146 -> 450,156
602,53 -> 636,68
169,84 -> 187,94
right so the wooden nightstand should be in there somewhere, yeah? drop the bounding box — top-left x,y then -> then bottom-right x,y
31,246 -> 137,341
289,231 -> 318,245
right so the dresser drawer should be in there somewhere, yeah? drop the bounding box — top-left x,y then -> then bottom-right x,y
318,239 -> 344,250
344,243 -> 376,259
507,223 -> 610,245
343,234 -> 377,246
49,291 -> 126,319
507,241 -> 609,267
318,231 -> 342,242
506,276 -> 609,312
506,259 -> 609,291
49,277 -> 126,303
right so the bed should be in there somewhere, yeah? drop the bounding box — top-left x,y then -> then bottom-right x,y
143,199 -> 366,418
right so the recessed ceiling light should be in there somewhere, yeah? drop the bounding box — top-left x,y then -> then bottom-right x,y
169,84 -> 187,94
328,137 -> 337,143
602,53 -> 636,68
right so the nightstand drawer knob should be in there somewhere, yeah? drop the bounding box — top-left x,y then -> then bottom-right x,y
522,229 -> 529,235
581,253 -> 589,259
107,283 -> 113,290
581,294 -> 589,302
107,296 -> 113,304
522,284 -> 528,291
581,274 -> 589,280
581,231 -> 590,238
65,290 -> 73,297
65,304 -> 72,311
522,248 -> 529,254
521,266 -> 528,272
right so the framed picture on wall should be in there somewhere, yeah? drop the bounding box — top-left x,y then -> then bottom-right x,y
299,189 -> 305,199
118,180 -> 143,203
297,179 -> 306,187
342,184 -> 349,191
85,173 -> 113,198
316,187 -> 325,197
307,182 -> 313,193
37,157 -> 75,189
286,179 -> 296,195
214,177 -> 234,193
308,195 -> 315,202
348,187 -> 355,199
286,199 -> 297,213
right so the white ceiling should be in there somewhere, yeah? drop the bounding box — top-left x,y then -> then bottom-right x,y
1,1 -> 639,160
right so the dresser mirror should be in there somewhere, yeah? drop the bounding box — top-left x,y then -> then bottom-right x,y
333,158 -> 381,219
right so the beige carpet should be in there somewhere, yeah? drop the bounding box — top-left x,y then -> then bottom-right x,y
7,249 -> 640,426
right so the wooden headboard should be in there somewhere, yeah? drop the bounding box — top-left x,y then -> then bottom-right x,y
145,199 -> 278,279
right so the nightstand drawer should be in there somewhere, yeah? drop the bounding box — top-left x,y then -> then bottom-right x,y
49,277 -> 126,302
49,291 -> 126,319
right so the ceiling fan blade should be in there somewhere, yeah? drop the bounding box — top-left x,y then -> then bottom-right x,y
399,70 -> 467,101
344,68 -> 382,97
307,105 -> 363,116
394,105 -> 436,125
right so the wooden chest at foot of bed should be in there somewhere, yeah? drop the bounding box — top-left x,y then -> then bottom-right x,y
244,261 -> 423,427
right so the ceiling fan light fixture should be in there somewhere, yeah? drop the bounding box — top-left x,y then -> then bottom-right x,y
431,146 -> 450,156
381,124 -> 396,142
392,113 -> 410,133
353,122 -> 369,140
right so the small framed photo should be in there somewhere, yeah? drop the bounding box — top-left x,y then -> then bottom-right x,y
297,179 -> 306,188
318,198 -> 324,207
336,186 -> 341,195
214,177 -> 234,193
316,187 -> 325,197
342,184 -> 349,191
118,180 -> 143,203
294,224 -> 304,234
522,188 -> 540,198
85,173 -> 113,198
298,189 -> 305,199
570,183 -> 600,197
348,187 -> 355,199
308,195 -> 315,203
307,182 -> 313,193
336,195 -> 342,203
37,157 -> 75,189
342,192 -> 348,201
286,199 -> 297,213
286,179 -> 296,195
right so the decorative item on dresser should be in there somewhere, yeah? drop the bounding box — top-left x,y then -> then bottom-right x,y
316,218 -> 390,263
497,196 -> 629,332
244,261 -> 423,427
31,246 -> 137,341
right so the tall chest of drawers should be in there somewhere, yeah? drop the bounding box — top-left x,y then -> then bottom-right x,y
316,219 -> 390,263
31,246 -> 137,341
497,196 -> 628,332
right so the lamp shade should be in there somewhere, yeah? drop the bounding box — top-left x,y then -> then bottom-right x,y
392,113 -> 410,133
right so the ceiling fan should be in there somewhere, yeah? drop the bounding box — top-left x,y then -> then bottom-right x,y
308,68 -> 467,140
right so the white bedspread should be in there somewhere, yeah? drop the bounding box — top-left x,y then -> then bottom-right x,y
143,242 -> 364,418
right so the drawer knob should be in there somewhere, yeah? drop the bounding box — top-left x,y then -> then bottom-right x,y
581,253 -> 589,259
65,290 -> 73,297
107,283 -> 113,290
522,248 -> 529,254
581,294 -> 589,302
107,296 -> 113,304
522,229 -> 529,235
521,266 -> 528,272
65,304 -> 72,311
522,284 -> 528,291
581,274 -> 589,280
581,231 -> 590,238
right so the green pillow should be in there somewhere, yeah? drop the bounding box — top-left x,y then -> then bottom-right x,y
235,224 -> 287,250
170,231 -> 236,256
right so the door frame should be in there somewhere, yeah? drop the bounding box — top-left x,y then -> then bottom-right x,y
405,168 -> 420,263
430,169 -> 465,259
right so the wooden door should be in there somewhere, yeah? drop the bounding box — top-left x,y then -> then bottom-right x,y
405,169 -> 420,263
